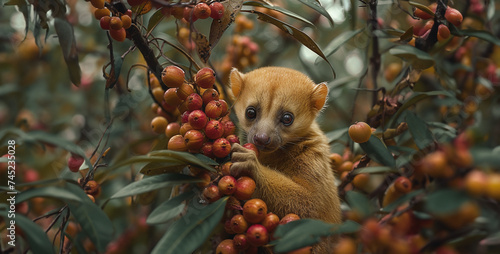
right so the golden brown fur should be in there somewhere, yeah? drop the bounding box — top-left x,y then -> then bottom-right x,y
229,67 -> 342,253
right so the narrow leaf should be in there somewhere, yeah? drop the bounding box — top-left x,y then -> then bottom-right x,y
359,136 -> 397,168
139,162 -> 185,176
149,150 -> 217,171
151,197 -> 229,254
0,213 -> 54,254
147,8 -> 164,33
326,127 -> 348,143
16,185 -> 82,203
272,219 -> 360,253
390,91 -> 459,126
147,191 -> 195,224
66,183 -> 113,252
409,1 -> 435,17
111,173 -> 202,199
389,45 -> 435,69
54,18 -> 81,86
424,189 -> 469,215
406,111 -> 435,150
382,189 -> 425,212
250,10 -> 335,78
346,191 -> 374,217
298,0 -> 334,26
450,25 -> 500,46
243,1 -> 315,27
317,28 -> 364,63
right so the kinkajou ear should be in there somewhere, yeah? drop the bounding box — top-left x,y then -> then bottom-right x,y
229,68 -> 245,98
311,82 -> 329,111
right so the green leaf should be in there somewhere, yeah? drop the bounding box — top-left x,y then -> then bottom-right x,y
450,26 -> 500,46
406,111 -> 435,150
390,91 -> 459,127
147,191 -> 195,224
147,8 -> 164,33
149,150 -> 217,171
470,147 -> 500,168
356,166 -> 399,175
0,213 -> 54,254
139,162 -> 186,176
400,26 -> 414,42
382,189 -> 425,212
16,185 -> 82,203
409,1 -> 435,17
359,136 -> 397,168
66,183 -> 114,252
26,131 -> 90,170
151,197 -> 229,254
243,1 -> 315,27
0,83 -> 18,96
424,189 -> 469,215
272,219 -> 334,252
298,0 -> 334,26
250,10 -> 335,78
346,191 -> 374,217
326,127 -> 348,143
54,17 -> 81,86
389,45 -> 434,69
272,219 -> 360,253
111,173 -> 202,199
315,28 -> 364,64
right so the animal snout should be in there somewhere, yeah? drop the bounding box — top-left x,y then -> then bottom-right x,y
253,133 -> 271,146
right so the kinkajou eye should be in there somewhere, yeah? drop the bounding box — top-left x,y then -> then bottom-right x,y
281,112 -> 294,126
246,107 -> 257,120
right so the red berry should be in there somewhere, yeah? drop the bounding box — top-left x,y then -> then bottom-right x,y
213,138 -> 231,158
68,154 -> 84,172
437,24 -> 451,42
203,184 -> 221,203
99,16 -> 111,30
209,2 -> 224,20
233,234 -> 250,251
205,120 -> 225,140
234,176 -> 256,200
188,110 -> 208,130
201,142 -> 214,158
223,121 -> 236,136
193,2 -> 211,19
216,239 -> 238,254
205,101 -> 224,119
109,28 -> 127,42
184,130 -> 205,151
195,67 -> 216,89
243,143 -> 259,157
414,8 -> 433,20
202,88 -> 219,105
186,93 -> 203,111
246,224 -> 269,247
279,213 -> 300,225
218,175 -> 237,195
183,7 -> 198,22
226,134 -> 240,145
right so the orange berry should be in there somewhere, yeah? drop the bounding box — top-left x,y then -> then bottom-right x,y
151,116 -> 168,134
94,8 -> 111,20
445,7 -> 463,27
109,28 -> 126,42
162,66 -> 185,88
437,24 -> 450,42
414,8 -> 433,20
90,0 -> 105,9
121,15 -> 132,29
486,173 -> 500,200
348,122 -> 372,143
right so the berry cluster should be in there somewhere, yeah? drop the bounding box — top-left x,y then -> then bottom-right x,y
91,0 -> 133,42
200,162 -> 306,253
163,1 -> 225,23
411,3 -> 463,44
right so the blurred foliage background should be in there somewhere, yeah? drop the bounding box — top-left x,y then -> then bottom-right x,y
1,0 -> 500,253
